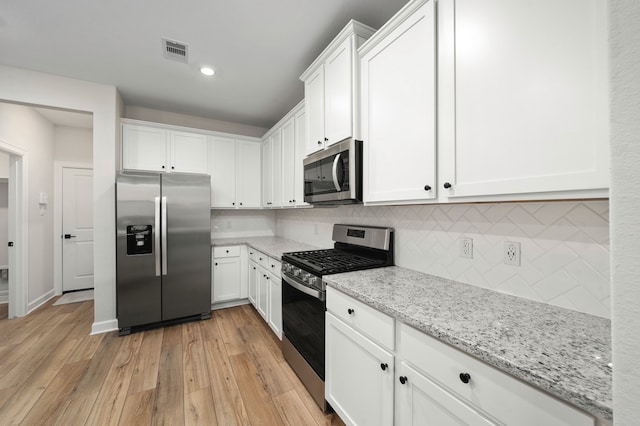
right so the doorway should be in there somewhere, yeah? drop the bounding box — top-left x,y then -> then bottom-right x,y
0,141 -> 28,318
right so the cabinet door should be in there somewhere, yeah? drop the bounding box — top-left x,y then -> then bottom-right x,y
326,312 -> 394,426
396,361 -> 497,426
271,129 -> 283,208
257,268 -> 269,320
248,261 -> 258,307
267,272 -> 282,339
212,257 -> 241,303
169,131 -> 209,174
438,0 -> 609,199
262,139 -> 272,207
210,136 -> 237,208
122,124 -> 167,172
294,108 -> 309,207
361,0 -> 437,204
281,117 -> 296,207
236,141 -> 262,208
324,37 -> 353,146
305,66 -> 326,156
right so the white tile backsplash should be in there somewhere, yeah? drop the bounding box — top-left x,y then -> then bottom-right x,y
211,209 -> 276,238
276,200 -> 611,318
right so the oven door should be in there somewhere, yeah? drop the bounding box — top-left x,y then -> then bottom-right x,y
282,275 -> 326,380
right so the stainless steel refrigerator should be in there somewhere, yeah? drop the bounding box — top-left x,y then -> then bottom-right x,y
116,171 -> 211,335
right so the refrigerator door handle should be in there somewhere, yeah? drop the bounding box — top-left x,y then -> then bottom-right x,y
154,196 -> 161,276
161,196 -> 168,275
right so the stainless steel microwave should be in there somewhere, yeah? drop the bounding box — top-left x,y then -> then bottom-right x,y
303,138 -> 362,205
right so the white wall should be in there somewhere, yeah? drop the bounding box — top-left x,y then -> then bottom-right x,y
0,151 -> 8,178
0,65 -> 120,332
54,126 -> 93,163
125,105 -> 268,138
0,102 -> 56,306
610,0 -> 640,423
277,200 -> 611,318
211,209 -> 276,239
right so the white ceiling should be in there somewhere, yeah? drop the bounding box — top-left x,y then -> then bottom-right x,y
0,0 -> 409,129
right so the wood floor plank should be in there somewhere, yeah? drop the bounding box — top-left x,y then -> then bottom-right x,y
182,321 -> 210,394
19,359 -> 92,425
274,389 -> 321,426
161,323 -> 183,347
128,327 -> 164,394
152,342 -> 184,425
119,389 -> 155,426
85,332 -> 144,426
184,388 -> 218,426
215,308 -> 246,356
243,304 -> 286,363
229,352 -> 284,425
202,325 -> 250,426
72,331 -> 123,395
52,391 -> 99,426
66,331 -> 105,363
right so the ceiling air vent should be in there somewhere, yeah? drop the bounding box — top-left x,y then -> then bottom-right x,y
162,38 -> 189,63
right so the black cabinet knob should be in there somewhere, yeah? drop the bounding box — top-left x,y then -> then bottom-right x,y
161,165 -> 165,169
232,202 -> 235,206
266,276 -> 270,280
171,166 -> 175,170
424,185 -> 431,191
240,202 -> 243,206
225,250 -> 229,253
347,308 -> 354,315
253,267 -> 256,270
399,376 -> 408,385
214,262 -> 218,266
292,199 -> 295,202
459,373 -> 471,384
324,137 -> 328,142
380,363 -> 388,371
317,140 -> 322,145
444,182 -> 452,189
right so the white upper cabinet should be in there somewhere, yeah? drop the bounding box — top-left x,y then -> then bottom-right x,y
122,122 -> 208,174
236,141 -> 262,208
281,116 -> 297,206
437,0 -> 609,200
261,101 -> 309,209
210,136 -> 237,208
168,131 -> 209,174
360,0 -> 437,205
210,136 -> 262,209
301,21 -> 376,156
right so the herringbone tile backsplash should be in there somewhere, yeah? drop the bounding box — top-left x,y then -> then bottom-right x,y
276,200 -> 610,318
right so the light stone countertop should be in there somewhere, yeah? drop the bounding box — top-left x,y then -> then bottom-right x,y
211,236 -> 324,259
323,266 -> 612,421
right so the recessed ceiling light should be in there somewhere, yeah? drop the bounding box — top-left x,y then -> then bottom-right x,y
200,67 -> 215,76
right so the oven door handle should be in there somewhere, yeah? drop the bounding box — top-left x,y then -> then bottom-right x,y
283,275 -> 326,301
331,153 -> 342,192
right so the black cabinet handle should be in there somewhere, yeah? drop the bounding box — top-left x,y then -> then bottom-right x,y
347,308 -> 354,315
459,373 -> 471,384
380,363 -> 388,371
399,376 -> 408,385
444,182 -> 452,189
424,185 -> 431,191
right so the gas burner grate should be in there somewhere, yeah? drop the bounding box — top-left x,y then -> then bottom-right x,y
285,249 -> 387,274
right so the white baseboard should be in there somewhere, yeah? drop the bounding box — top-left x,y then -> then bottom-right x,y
91,319 -> 118,335
211,299 -> 250,311
27,289 -> 55,313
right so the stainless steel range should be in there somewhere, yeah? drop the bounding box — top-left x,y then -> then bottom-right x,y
281,224 -> 394,411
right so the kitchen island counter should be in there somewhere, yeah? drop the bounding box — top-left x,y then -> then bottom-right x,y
324,266 -> 612,422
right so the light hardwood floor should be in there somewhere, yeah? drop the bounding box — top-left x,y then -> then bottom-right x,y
0,298 -> 346,426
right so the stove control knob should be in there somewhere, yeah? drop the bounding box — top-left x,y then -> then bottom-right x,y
293,268 -> 301,277
308,276 -> 317,287
301,272 -> 310,281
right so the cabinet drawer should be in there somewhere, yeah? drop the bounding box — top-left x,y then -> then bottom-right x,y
398,324 -> 593,426
213,245 -> 241,258
326,287 -> 394,351
256,251 -> 270,269
247,248 -> 258,261
267,258 -> 281,278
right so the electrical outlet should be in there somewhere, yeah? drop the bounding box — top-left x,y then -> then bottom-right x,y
460,237 -> 473,259
504,241 -> 521,266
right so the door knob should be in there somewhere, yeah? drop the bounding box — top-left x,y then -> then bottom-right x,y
64,234 -> 77,239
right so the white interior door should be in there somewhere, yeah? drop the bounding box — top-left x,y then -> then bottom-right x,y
62,168 -> 94,292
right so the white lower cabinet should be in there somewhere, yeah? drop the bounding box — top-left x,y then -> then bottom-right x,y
211,246 -> 243,304
326,312 -> 395,426
248,259 -> 258,306
326,287 -> 594,426
256,266 -> 269,320
267,271 -> 282,338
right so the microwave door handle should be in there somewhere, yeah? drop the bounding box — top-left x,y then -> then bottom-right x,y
332,153 -> 342,191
